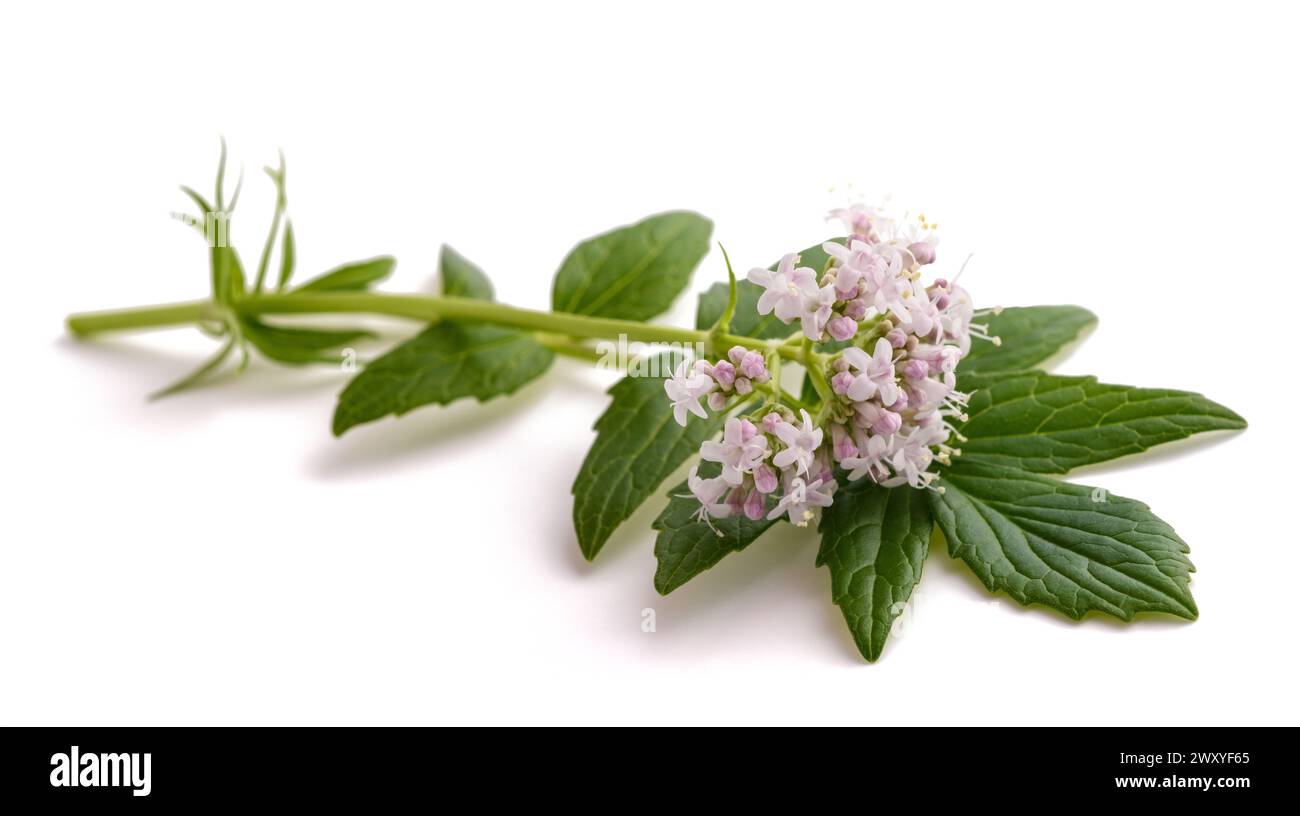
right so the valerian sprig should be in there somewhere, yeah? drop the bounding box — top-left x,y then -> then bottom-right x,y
66,144 -> 1247,662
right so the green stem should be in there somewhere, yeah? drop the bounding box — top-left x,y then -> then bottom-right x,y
67,290 -> 771,350
802,337 -> 832,402
67,300 -> 217,335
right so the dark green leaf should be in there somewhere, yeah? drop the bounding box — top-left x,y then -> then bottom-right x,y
295,256 -> 395,293
653,461 -> 779,594
552,211 -> 712,320
240,317 -> 371,365
332,322 -> 554,435
573,356 -> 727,561
931,458 -> 1197,620
956,370 -> 1246,474
817,480 -> 932,662
961,305 -> 1097,373
440,245 -> 494,301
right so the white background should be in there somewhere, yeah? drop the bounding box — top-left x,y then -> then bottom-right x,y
2,1 -> 1295,725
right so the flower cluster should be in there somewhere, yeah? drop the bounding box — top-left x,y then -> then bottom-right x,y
664,345 -> 772,426
667,204 -> 1001,533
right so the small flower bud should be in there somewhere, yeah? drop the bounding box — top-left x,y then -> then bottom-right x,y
888,390 -> 909,411
739,350 -> 767,380
727,345 -> 748,366
753,463 -> 778,494
886,329 -> 908,348
827,316 -> 858,342
873,410 -> 903,435
711,359 -> 736,390
831,371 -> 855,395
903,359 -> 929,381
762,412 -> 782,435
845,299 -> 869,321
743,488 -> 766,520
707,391 -> 727,411
908,242 -> 936,265
831,423 -> 858,461
734,377 -> 753,395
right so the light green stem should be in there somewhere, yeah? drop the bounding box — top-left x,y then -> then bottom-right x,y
67,291 -> 808,359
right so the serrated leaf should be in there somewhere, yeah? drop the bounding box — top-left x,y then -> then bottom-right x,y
652,461 -> 779,594
440,245 -> 494,300
961,305 -> 1097,373
572,356 -> 727,561
694,237 -> 842,337
332,323 -> 554,435
240,317 -> 371,365
931,458 -> 1197,621
816,480 -> 932,662
955,370 -> 1246,474
295,256 -> 395,293
552,211 -> 712,320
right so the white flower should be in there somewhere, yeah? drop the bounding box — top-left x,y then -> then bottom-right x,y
842,434 -> 893,483
767,475 -> 835,526
771,409 -> 824,476
842,338 -> 900,407
882,425 -> 949,489
748,253 -> 811,322
700,418 -> 769,486
664,359 -> 715,426
748,254 -> 835,340
686,466 -> 733,528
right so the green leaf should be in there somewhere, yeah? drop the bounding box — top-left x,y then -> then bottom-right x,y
240,317 -> 371,365
694,237 -> 841,338
332,322 -> 554,436
295,256 -> 395,293
440,245 -> 494,300
931,458 -> 1197,620
955,370 -> 1246,474
961,305 -> 1097,373
211,244 -> 246,305
149,335 -> 237,401
552,211 -> 712,320
652,461 -> 779,595
572,356 -> 727,561
817,481 -> 932,662
275,220 -> 296,292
